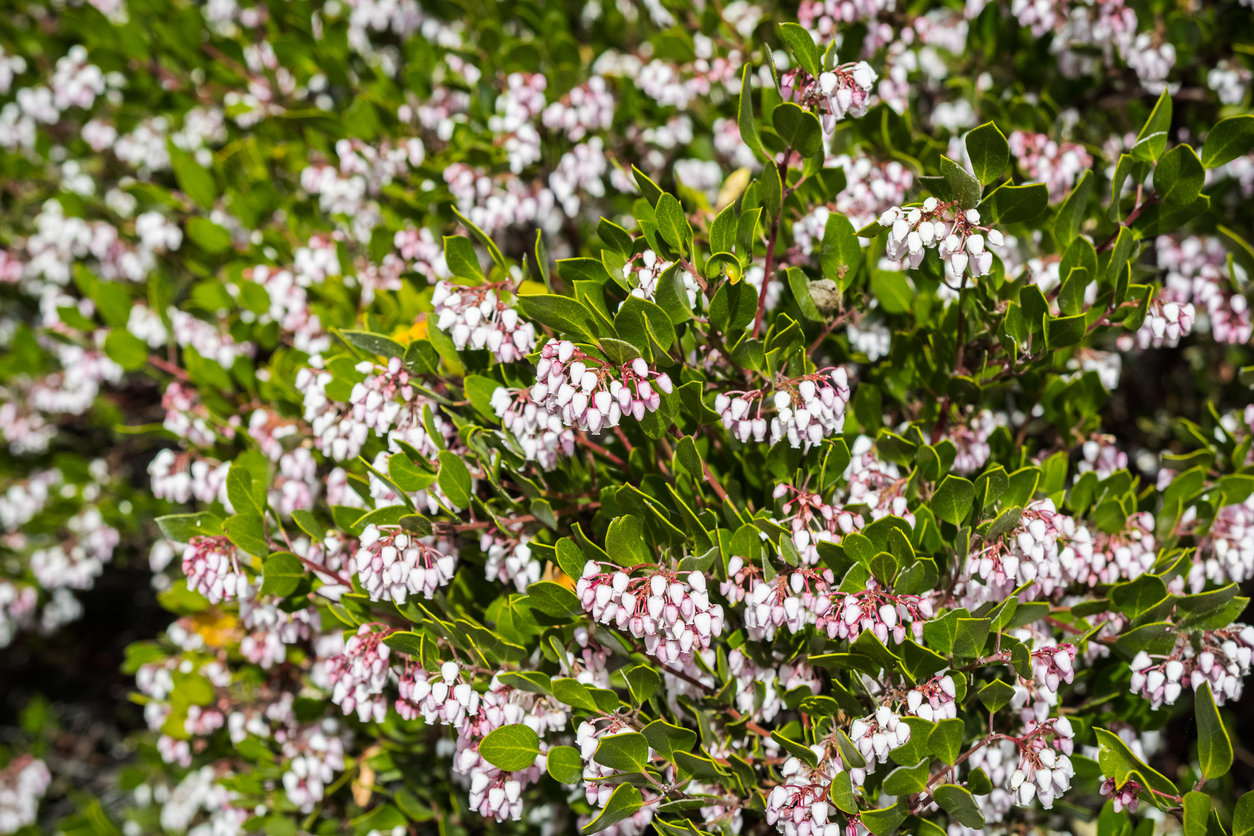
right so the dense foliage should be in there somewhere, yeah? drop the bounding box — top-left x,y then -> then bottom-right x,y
1,0 -> 1254,835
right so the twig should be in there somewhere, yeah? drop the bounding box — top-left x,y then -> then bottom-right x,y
148,355 -> 191,381
577,434 -> 627,468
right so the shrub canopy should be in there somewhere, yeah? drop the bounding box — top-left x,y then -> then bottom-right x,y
0,1 -> 1253,836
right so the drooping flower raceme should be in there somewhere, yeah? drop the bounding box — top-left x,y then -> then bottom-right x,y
531,341 -> 672,434
576,562 -> 724,664
353,524 -> 458,604
325,624 -> 392,723
882,200 -> 1005,282
432,281 -> 536,363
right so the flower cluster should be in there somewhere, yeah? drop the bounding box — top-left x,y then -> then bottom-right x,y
396,661 -> 477,729
489,386 -> 577,469
716,369 -> 850,450
766,743 -> 848,834
818,586 -> 933,644
1006,722 -> 1076,809
1130,625 -> 1254,707
2,0 -> 1253,834
904,675 -> 958,722
576,563 -> 724,663
775,484 -> 864,565
432,281 -> 536,363
181,536 -> 246,604
0,757 -> 51,834
1008,131 -> 1093,202
326,624 -> 393,723
353,524 -> 458,604
1099,777 -> 1142,813
532,342 -> 672,433
882,201 -> 1005,281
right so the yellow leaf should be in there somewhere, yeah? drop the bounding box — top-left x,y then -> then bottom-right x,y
390,318 -> 428,345
716,167 -> 752,211
191,610 -> 241,649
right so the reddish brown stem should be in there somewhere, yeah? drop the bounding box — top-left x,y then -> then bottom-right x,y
149,355 -> 191,381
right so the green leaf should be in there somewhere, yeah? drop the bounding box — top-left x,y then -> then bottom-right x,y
870,269 -> 914,315
882,759 -> 931,796
930,718 -> 964,766
156,513 -> 223,543
186,217 -> 232,253
593,732 -> 650,773
259,552 -> 305,596
1201,115 -> 1254,169
625,665 -> 660,705
551,678 -> 601,713
772,102 -> 823,159
737,65 -> 765,161
555,538 -> 588,581
965,122 -> 1010,186
1111,574 -> 1168,619
778,23 -> 822,79
889,718 -> 936,766
615,296 -> 676,357
291,510 -> 327,542
1185,792 -> 1211,836
403,339 -> 439,375
606,514 -> 649,565
516,294 -> 600,343
340,330 -> 406,359
1057,267 -> 1090,317
770,731 -> 819,768
709,278 -> 758,333
861,800 -> 908,836
1195,682 -> 1232,780
1153,145 -> 1205,208
761,159 -> 783,219
1054,171 -> 1094,245
171,147 -> 216,209
642,720 -> 696,762
977,679 -> 1015,713
480,725 -> 540,772
444,236 -> 485,282
788,267 -> 823,322
104,329 -> 148,371
583,784 -> 643,834
437,450 -> 472,509
940,156 -> 983,210
952,618 -> 991,657
227,462 -> 265,517
834,728 -> 867,769
828,770 -> 858,814
526,581 -> 580,617
931,475 -> 975,525
381,631 -> 423,657
547,745 -> 583,784
224,513 -> 268,557
1094,728 -> 1179,801
655,193 -> 694,257
1233,791 -> 1254,836
934,785 -> 985,829
981,182 -> 1049,225
820,212 -> 861,293
1046,313 -> 1087,349
1133,89 -> 1172,162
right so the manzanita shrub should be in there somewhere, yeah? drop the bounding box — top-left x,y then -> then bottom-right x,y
1,0 -> 1254,835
